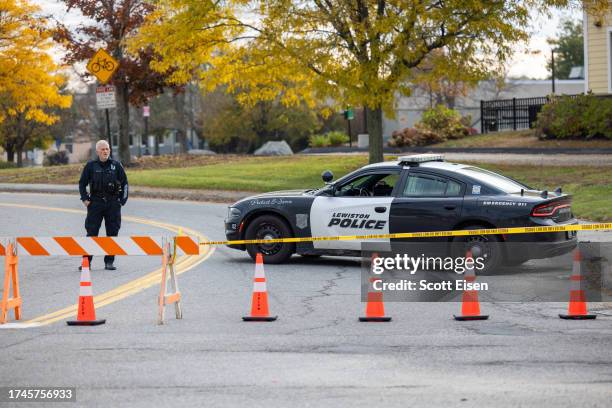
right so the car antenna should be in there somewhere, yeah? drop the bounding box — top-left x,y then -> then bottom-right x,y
520,188 -> 524,196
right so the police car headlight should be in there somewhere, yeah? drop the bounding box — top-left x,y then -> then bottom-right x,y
227,207 -> 241,220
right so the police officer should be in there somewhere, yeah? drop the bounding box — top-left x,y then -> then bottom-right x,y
79,140 -> 128,270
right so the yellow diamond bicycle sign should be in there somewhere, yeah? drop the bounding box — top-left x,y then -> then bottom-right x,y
86,48 -> 119,84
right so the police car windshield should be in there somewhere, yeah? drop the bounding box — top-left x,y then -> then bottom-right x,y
456,167 -> 529,193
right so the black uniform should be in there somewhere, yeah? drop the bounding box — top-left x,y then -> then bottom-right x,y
79,158 -> 129,265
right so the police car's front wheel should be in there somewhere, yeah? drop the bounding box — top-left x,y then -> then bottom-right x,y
245,215 -> 295,264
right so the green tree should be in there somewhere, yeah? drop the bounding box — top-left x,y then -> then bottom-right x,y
132,0 -> 609,163
201,89 -> 329,153
547,19 -> 584,79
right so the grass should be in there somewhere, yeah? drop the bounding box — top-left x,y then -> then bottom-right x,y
432,130 -> 612,149
129,156 -> 368,191
0,154 -> 610,221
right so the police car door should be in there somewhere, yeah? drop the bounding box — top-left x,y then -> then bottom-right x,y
310,171 -> 400,251
389,171 -> 465,240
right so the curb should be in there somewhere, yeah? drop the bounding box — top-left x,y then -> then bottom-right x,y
0,183 -> 251,204
300,146 -> 612,155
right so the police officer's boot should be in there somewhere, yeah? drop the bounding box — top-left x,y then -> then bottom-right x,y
105,262 -> 117,271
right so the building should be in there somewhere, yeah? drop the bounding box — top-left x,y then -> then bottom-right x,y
584,4 -> 612,94
383,79 -> 584,138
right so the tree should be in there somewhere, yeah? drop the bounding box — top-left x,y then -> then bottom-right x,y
0,0 -> 72,166
411,50 -> 472,109
200,89 -> 328,153
133,0 -> 609,163
547,19 -> 583,80
0,0 -> 41,89
54,0 -> 181,165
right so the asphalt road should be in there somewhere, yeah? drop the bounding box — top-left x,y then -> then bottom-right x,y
0,193 -> 611,408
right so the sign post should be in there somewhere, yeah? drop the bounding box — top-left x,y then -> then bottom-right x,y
95,85 -> 116,146
87,49 -> 119,150
344,108 -> 354,148
143,105 -> 150,156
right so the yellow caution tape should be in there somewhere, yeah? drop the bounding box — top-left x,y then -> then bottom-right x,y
199,223 -> 612,246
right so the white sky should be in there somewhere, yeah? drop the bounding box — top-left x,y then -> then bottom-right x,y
33,1 -> 582,87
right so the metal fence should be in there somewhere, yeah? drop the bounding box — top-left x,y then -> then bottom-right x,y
480,96 -> 549,133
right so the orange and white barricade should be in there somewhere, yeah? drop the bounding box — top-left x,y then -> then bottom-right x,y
158,238 -> 182,325
0,235 -> 199,325
11,236 -> 198,257
1,240 -> 22,324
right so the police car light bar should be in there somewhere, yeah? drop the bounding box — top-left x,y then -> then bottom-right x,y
399,154 -> 445,165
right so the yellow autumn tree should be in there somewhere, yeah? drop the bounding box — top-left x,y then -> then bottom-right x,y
0,0 -> 72,166
131,0 -> 609,163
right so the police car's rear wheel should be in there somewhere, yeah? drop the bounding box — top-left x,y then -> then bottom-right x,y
245,215 -> 295,264
451,225 -> 502,275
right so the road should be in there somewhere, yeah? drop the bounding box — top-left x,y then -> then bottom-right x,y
0,193 -> 611,407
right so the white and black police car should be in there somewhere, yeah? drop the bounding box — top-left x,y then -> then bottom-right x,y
224,154 -> 577,269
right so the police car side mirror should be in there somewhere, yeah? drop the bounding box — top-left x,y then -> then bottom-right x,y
322,170 -> 334,183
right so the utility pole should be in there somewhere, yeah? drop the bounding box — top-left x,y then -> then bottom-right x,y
551,48 -> 557,94
344,107 -> 354,148
143,105 -> 149,156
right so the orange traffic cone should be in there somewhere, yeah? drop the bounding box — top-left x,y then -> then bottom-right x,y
559,249 -> 596,320
454,249 -> 489,321
359,253 -> 391,322
243,253 -> 277,321
67,256 -> 106,326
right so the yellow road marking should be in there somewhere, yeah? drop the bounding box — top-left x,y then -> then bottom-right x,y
0,201 -> 214,326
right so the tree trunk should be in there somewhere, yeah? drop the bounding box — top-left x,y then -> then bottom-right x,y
6,147 -> 15,163
174,92 -> 188,153
16,148 -> 23,167
116,81 -> 131,165
365,106 -> 384,164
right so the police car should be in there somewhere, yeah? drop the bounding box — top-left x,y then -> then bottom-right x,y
224,154 -> 577,269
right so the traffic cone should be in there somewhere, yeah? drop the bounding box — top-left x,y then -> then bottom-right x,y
242,253 -> 277,321
359,253 -> 391,322
67,256 -> 106,326
559,249 -> 596,320
454,249 -> 489,321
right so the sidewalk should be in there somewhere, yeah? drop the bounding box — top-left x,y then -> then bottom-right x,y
303,151 -> 612,166
0,183 -> 251,203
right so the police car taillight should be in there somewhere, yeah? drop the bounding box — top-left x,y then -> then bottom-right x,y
531,201 -> 571,217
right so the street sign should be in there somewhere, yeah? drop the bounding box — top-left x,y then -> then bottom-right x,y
143,106 -> 150,117
86,48 -> 119,84
344,108 -> 354,120
96,85 -> 116,110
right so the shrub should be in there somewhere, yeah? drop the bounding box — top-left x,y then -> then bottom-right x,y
0,160 -> 16,169
308,134 -> 330,147
43,150 -> 69,166
308,131 -> 349,147
389,105 -> 474,147
326,131 -> 349,146
536,94 -> 612,139
388,127 -> 445,147
419,105 -> 470,140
